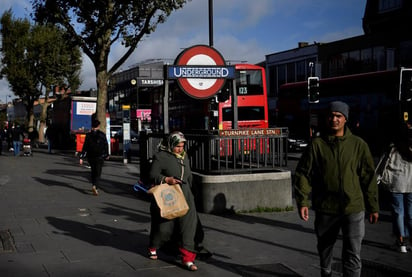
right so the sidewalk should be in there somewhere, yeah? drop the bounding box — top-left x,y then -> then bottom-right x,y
0,148 -> 411,276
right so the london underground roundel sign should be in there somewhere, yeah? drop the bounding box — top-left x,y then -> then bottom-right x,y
170,45 -> 232,99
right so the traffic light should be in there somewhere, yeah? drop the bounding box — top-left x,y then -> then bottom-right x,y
400,67 -> 412,102
308,77 -> 320,103
217,81 -> 230,102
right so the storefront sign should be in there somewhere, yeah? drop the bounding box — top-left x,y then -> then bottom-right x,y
138,79 -> 164,86
219,128 -> 285,137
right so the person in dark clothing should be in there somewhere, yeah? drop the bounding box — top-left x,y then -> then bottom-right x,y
294,101 -> 379,277
80,119 -> 109,196
11,123 -> 23,156
148,131 -> 199,271
6,126 -> 12,151
0,127 -> 5,155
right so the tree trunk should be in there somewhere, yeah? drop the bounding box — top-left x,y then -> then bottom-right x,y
38,120 -> 47,143
96,70 -> 108,133
38,101 -> 49,143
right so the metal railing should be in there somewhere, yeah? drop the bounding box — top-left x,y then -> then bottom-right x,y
139,128 -> 289,175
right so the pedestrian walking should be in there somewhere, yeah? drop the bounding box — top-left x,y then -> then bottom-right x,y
11,123 -> 23,156
294,101 -> 379,277
376,123 -> 412,253
6,125 -> 12,151
0,126 -> 5,155
148,131 -> 199,271
80,118 -> 109,196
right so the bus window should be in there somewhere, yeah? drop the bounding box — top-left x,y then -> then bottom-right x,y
222,107 -> 265,121
236,69 -> 263,95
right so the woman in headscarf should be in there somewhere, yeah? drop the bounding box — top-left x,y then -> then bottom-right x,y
148,131 -> 199,271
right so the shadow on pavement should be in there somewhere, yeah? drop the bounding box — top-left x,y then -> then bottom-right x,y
46,216 -> 149,257
32,177 -> 89,195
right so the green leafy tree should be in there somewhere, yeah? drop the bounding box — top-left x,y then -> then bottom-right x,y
30,23 -> 82,142
32,0 -> 189,132
0,10 -> 82,141
0,11 -> 35,124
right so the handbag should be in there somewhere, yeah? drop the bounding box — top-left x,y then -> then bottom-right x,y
376,145 -> 398,186
149,182 -> 189,220
378,146 -> 412,191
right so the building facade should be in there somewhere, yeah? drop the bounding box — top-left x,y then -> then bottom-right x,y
107,60 -> 167,132
265,0 -> 412,153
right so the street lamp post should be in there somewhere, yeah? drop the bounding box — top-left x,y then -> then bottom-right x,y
5,95 -> 11,122
131,79 -> 141,132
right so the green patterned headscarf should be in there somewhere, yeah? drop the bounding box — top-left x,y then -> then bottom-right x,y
158,131 -> 187,158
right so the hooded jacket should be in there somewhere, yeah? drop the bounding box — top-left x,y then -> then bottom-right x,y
294,127 -> 379,215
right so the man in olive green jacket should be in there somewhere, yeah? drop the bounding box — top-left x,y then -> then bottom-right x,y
294,101 -> 379,277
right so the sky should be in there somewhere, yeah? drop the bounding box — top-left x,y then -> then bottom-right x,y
0,0 -> 367,102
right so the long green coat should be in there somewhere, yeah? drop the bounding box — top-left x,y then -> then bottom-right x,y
148,150 -> 198,252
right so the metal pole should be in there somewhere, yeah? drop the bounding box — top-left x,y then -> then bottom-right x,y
309,62 -> 314,77
208,0 -> 214,131
308,62 -> 314,139
232,79 -> 238,129
5,95 -> 9,122
209,0 -> 213,47
163,80 -> 169,134
136,84 -> 141,132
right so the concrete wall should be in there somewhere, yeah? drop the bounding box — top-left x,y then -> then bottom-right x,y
192,170 -> 292,214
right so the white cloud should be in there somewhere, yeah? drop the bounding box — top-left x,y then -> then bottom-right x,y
79,54 -> 96,91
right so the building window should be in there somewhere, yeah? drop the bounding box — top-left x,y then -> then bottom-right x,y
379,0 -> 402,13
347,50 -> 361,74
386,48 -> 396,69
361,48 -> 374,72
373,46 -> 386,71
399,40 -> 412,65
268,66 -> 277,97
296,60 -> 306,82
278,64 -> 286,87
327,46 -> 390,77
287,62 -> 295,83
329,53 -> 350,76
328,56 -> 339,77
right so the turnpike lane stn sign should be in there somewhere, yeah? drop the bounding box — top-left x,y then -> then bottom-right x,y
167,44 -> 235,99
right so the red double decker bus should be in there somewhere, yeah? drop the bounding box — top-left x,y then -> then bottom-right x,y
218,64 -> 269,130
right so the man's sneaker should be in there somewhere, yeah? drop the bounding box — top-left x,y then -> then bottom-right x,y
92,186 -> 99,196
399,241 -> 408,253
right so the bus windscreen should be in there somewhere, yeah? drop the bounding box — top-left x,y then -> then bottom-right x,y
236,70 -> 263,95
222,107 -> 265,121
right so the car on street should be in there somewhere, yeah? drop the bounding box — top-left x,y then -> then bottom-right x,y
287,137 -> 308,152
114,128 -> 139,144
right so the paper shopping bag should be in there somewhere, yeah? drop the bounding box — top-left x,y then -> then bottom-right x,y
149,183 -> 189,220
